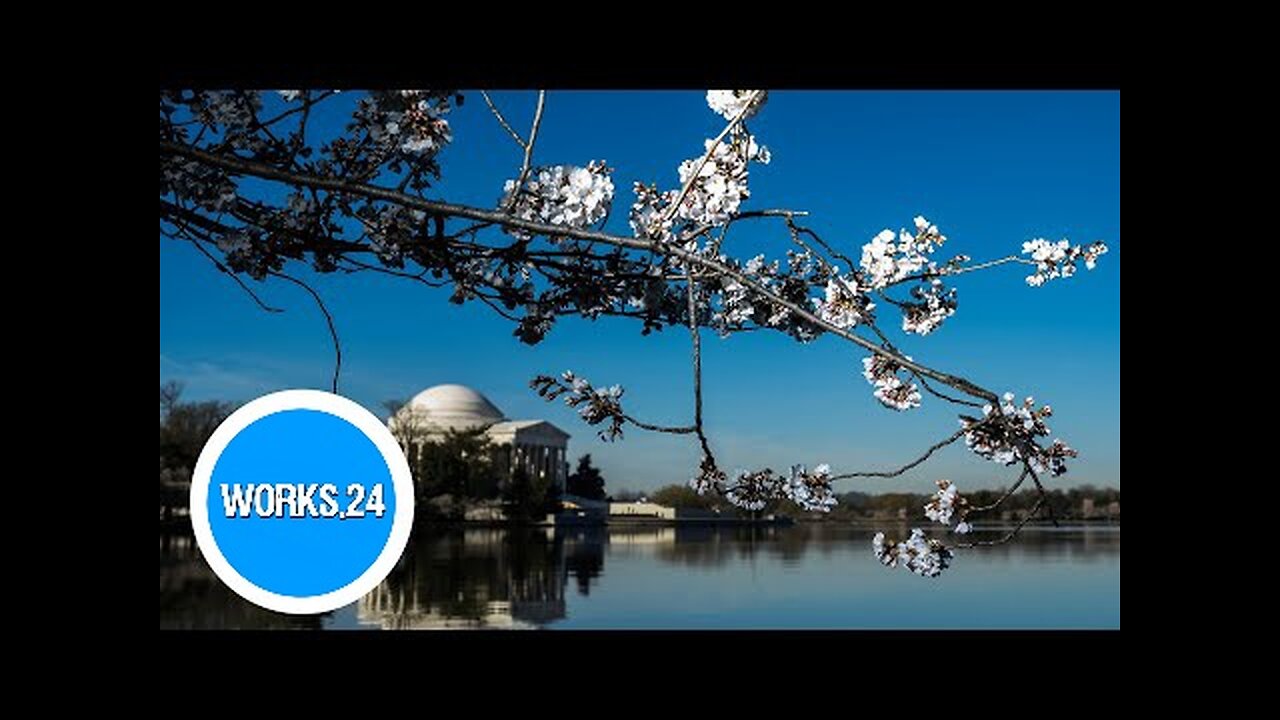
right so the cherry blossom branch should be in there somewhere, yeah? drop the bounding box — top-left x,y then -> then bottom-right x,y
479,90 -> 527,149
658,90 -> 764,229
887,254 -> 1039,288
158,139 -> 998,404
161,201 -> 286,314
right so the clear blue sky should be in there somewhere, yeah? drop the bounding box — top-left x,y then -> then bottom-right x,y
160,90 -> 1120,494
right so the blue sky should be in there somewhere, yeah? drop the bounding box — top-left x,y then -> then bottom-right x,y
160,90 -> 1120,494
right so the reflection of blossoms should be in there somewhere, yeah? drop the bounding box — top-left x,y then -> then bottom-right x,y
529,371 -> 626,441
862,353 -> 922,411
872,529 -> 953,577
1022,239 -> 1109,287
962,393 -> 1078,476
861,216 -> 947,289
705,90 -> 768,121
784,464 -> 838,513
502,162 -> 615,238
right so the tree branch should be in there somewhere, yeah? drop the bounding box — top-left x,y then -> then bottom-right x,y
267,271 -> 341,393
159,139 -> 998,404
659,90 -> 763,229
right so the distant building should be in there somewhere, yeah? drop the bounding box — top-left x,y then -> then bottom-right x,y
609,501 -> 676,520
1107,501 -> 1120,518
1082,498 -> 1095,518
389,384 -> 570,491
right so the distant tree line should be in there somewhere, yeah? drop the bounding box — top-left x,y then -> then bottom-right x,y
160,381 -> 235,486
627,482 -> 1120,521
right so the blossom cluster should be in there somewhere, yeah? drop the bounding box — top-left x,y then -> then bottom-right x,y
628,182 -> 679,241
629,91 -> 771,240
962,392 -> 1078,476
699,463 -> 839,513
710,278 -> 754,334
502,162 -> 615,239
529,371 -> 626,441
365,205 -> 427,266
354,90 -> 454,157
813,276 -> 875,330
861,353 -> 922,411
901,278 -> 957,335
924,480 -> 972,534
690,454 -> 728,496
724,469 -> 784,512
671,131 -> 771,228
1022,239 -> 1109,287
197,90 -> 262,130
705,90 -> 768,121
861,216 -> 947,289
785,464 -> 838,513
872,529 -> 954,578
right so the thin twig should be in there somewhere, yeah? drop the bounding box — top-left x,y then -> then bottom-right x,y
956,495 -> 1046,548
268,271 -> 342,394
623,415 -> 697,434
480,91 -> 527,149
786,215 -> 856,271
503,91 -> 546,212
888,255 -> 1038,288
966,467 -> 1030,514
685,273 -> 714,459
1025,464 -> 1060,528
185,238 -> 284,313
829,428 -> 966,480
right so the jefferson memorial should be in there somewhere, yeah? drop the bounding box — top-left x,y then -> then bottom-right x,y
389,384 -> 571,491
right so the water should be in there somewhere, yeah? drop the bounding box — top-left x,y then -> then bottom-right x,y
159,522 -> 1119,629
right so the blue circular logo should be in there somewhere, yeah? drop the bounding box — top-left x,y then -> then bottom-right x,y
190,390 -> 415,614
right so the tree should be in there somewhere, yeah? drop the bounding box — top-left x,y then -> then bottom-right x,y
565,454 -> 606,500
502,466 -> 555,522
159,382 -> 236,484
416,428 -> 501,500
159,90 -> 1111,577
650,484 -> 715,510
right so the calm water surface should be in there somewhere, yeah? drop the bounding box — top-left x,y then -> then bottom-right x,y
159,523 -> 1119,629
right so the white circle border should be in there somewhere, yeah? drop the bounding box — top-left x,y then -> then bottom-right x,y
189,389 -> 415,615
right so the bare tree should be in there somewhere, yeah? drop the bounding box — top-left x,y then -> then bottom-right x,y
159,89 -> 1111,577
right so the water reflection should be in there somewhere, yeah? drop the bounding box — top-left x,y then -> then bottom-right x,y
160,522 -> 1120,629
159,534 -> 327,630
